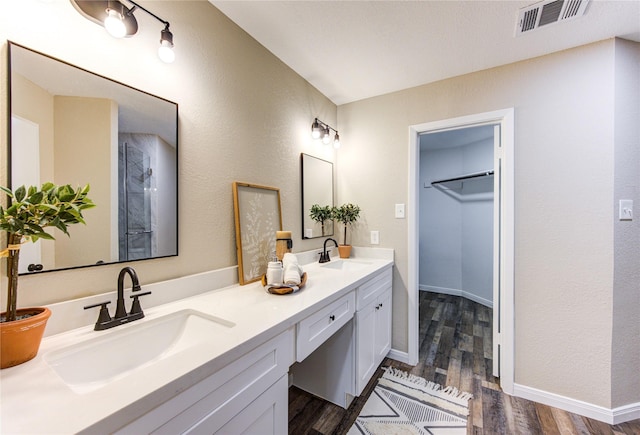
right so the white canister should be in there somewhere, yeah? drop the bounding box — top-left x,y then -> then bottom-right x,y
266,261 -> 283,286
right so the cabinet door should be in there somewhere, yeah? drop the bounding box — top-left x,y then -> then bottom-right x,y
193,375 -> 288,435
119,330 -> 293,435
374,289 -> 392,364
355,302 -> 377,395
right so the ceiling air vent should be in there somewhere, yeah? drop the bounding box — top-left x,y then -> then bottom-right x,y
516,0 -> 590,35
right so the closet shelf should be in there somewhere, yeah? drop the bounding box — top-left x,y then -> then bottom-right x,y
431,170 -> 494,186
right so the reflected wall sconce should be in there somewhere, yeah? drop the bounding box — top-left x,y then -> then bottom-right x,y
311,118 -> 340,149
70,0 -> 175,63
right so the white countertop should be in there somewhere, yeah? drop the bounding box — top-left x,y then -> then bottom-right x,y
0,250 -> 393,434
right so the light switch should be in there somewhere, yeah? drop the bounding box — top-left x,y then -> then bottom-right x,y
395,203 -> 405,219
371,231 -> 379,245
619,200 -> 633,220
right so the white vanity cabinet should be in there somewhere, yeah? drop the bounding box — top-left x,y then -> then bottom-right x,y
355,279 -> 392,395
292,265 -> 393,407
113,328 -> 294,435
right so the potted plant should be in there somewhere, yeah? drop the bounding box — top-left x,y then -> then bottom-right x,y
309,204 -> 333,237
0,183 -> 94,368
331,203 -> 361,258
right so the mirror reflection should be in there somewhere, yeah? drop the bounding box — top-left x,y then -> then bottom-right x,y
301,153 -> 333,239
9,42 -> 178,274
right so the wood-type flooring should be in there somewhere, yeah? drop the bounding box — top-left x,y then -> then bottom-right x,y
288,291 -> 640,435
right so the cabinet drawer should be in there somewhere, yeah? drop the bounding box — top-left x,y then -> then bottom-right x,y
116,328 -> 294,434
356,268 -> 392,310
296,292 -> 355,362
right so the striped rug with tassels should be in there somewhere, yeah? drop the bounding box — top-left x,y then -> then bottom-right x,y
347,367 -> 473,435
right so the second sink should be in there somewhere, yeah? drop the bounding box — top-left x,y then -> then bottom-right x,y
320,259 -> 372,272
45,309 -> 235,393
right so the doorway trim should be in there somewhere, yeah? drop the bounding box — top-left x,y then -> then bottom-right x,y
407,108 -> 514,394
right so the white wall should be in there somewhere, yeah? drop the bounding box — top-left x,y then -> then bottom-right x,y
612,39 -> 640,408
337,39 -> 639,410
420,146 -> 462,292
0,1 -> 336,305
419,136 -> 493,306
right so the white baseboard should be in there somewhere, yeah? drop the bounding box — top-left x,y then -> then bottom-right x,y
386,348 -> 411,365
513,383 -> 640,425
419,285 -> 493,308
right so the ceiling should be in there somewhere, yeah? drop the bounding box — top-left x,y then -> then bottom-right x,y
210,0 -> 640,105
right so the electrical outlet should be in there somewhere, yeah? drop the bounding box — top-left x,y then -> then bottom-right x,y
371,230 -> 379,245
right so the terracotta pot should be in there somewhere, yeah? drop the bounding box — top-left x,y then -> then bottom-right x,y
1,307 -> 51,369
338,245 -> 352,259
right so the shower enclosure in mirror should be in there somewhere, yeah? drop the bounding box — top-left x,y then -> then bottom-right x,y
8,42 -> 178,274
301,153 -> 334,239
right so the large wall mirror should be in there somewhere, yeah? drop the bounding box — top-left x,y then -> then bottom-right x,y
8,42 -> 178,274
301,153 -> 333,239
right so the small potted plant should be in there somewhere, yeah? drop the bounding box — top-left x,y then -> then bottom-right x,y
332,203 -> 361,258
309,204 -> 333,237
0,183 -> 94,368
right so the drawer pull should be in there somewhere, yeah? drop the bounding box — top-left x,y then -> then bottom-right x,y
329,315 -> 335,321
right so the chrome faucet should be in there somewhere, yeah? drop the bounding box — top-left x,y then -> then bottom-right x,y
319,238 -> 338,263
84,267 -> 151,331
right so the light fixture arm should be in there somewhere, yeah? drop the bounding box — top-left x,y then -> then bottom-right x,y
313,117 -> 338,135
127,0 -> 170,28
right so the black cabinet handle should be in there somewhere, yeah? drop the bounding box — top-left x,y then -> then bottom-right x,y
329,315 -> 335,321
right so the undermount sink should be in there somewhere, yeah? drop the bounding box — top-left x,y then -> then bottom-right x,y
44,309 -> 235,394
321,259 -> 372,272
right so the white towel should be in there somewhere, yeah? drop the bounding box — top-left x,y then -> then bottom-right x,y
282,253 -> 303,285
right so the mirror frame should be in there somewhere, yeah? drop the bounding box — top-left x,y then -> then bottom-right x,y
7,41 -> 179,274
300,153 -> 334,239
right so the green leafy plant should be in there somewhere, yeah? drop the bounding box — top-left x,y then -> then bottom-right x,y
309,204 -> 333,236
331,203 -> 361,246
1,183 -> 95,322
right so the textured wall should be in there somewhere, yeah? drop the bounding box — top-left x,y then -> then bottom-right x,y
0,1 -> 336,305
338,40 -> 623,408
612,39 -> 640,408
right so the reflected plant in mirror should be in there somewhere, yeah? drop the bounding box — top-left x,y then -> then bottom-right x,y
309,204 -> 332,237
301,154 -> 334,239
8,42 -> 178,274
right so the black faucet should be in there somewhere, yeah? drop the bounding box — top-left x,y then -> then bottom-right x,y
84,267 -> 151,331
319,238 -> 338,263
115,267 -> 141,318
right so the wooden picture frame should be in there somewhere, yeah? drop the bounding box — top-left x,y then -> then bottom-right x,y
232,182 -> 283,285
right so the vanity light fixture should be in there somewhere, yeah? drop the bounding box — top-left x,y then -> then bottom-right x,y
311,118 -> 341,149
70,0 -> 175,63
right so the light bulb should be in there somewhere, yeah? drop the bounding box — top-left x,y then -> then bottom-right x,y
333,133 -> 341,149
158,41 -> 175,63
158,27 -> 175,63
311,120 -> 322,139
322,130 -> 331,144
104,8 -> 126,38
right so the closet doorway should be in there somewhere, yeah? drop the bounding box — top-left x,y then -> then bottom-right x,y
419,125 -> 495,308
408,109 -> 514,394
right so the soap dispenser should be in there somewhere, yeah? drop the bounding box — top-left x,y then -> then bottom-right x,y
266,251 -> 284,286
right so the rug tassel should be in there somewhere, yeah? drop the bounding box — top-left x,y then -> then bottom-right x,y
383,367 -> 473,402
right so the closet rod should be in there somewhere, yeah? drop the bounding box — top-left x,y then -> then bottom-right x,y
431,170 -> 494,185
